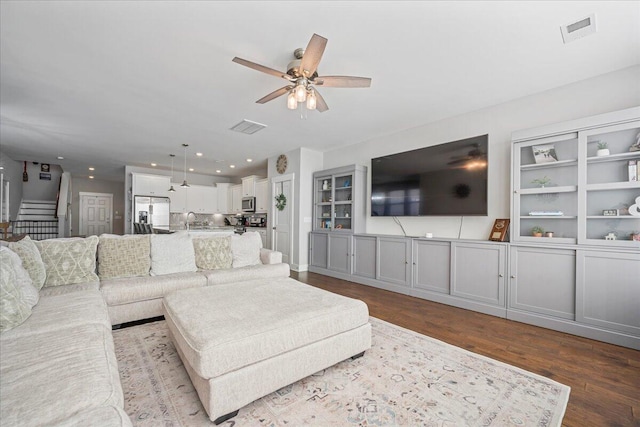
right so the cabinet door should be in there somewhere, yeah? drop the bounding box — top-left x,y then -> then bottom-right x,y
576,250 -> 640,336
169,184 -> 187,213
333,173 -> 354,232
509,246 -> 576,320
132,174 -> 170,197
257,229 -> 267,247
309,232 -> 328,268
242,176 -> 256,197
451,242 -> 506,307
255,178 -> 269,213
231,185 -> 242,214
190,185 -> 216,213
328,234 -> 352,274
353,235 -> 376,279
377,236 -> 411,286
412,240 -> 450,293
216,183 -> 230,214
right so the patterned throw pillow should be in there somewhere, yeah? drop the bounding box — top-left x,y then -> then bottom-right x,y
149,232 -> 197,276
0,248 -> 33,332
0,247 -> 39,308
192,236 -> 232,270
8,236 -> 47,290
98,234 -> 151,279
34,236 -> 99,287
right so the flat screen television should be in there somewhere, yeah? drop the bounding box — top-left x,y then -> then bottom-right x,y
371,134 -> 488,216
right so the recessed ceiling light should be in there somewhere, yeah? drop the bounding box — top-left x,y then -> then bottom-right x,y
196,152 -> 203,157
0,166 -> 4,170
246,158 -> 253,162
57,156 -> 64,160
88,167 -> 95,171
216,170 -> 221,173
89,175 -> 94,179
151,163 -> 157,167
189,168 -> 194,172
230,164 -> 236,168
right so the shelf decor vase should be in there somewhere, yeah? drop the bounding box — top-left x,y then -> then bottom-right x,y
596,148 -> 610,157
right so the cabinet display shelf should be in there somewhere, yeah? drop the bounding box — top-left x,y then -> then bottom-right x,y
520,215 -> 577,219
317,202 -> 332,206
586,182 -> 640,191
334,201 -> 352,205
586,215 -> 639,219
518,236 -> 576,244
518,186 -> 577,195
583,239 -> 640,248
520,159 -> 578,170
335,186 -> 352,190
587,151 -> 640,164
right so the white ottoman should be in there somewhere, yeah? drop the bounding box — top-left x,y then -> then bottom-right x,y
162,277 -> 371,424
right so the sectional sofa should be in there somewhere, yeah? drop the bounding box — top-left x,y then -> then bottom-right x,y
0,231 -> 288,426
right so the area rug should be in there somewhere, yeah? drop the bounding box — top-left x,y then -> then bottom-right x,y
113,317 -> 570,426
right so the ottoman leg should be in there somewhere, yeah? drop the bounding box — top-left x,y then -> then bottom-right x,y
214,410 -> 239,425
351,351 -> 365,360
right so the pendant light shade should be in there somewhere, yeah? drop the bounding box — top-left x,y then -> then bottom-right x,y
181,144 -> 190,188
168,154 -> 176,192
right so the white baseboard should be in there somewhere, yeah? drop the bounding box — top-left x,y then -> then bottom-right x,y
290,263 -> 309,272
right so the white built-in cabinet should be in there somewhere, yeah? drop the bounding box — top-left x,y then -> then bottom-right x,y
131,173 -> 170,198
241,175 -> 264,197
255,178 -> 269,213
216,183 -> 230,214
229,184 -> 242,214
169,184 -> 216,213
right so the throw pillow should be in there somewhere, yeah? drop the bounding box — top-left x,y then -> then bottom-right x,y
149,231 -> 197,276
0,248 -> 33,332
192,236 -> 232,270
231,231 -> 263,268
98,234 -> 151,279
0,247 -> 39,308
8,236 -> 47,290
34,236 -> 99,287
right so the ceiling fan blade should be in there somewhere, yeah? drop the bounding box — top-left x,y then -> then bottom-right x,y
299,34 -> 327,78
313,88 -> 329,112
256,86 -> 293,104
232,57 -> 292,81
314,75 -> 372,88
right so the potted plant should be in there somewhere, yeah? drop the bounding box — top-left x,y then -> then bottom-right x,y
531,226 -> 544,237
596,141 -> 610,157
631,231 -> 640,242
531,176 -> 552,188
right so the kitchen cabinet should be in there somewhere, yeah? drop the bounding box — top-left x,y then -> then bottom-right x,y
131,173 -> 170,198
255,229 -> 267,247
255,178 -> 269,213
451,241 -> 506,307
169,185 -> 187,213
169,184 -> 216,213
241,175 -> 264,197
216,183 -> 230,214
230,184 -> 242,214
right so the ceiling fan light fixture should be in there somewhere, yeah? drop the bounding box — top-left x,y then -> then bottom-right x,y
306,89 -> 317,110
287,91 -> 298,109
295,82 -> 307,102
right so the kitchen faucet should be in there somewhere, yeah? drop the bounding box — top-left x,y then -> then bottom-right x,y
186,211 -> 196,231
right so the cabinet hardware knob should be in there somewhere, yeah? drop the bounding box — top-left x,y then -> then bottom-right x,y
499,274 -> 504,277
511,275 -> 515,279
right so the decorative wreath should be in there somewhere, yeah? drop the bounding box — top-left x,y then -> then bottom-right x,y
275,193 -> 287,211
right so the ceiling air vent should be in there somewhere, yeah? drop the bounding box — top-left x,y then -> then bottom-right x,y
561,13 -> 597,44
230,119 -> 267,135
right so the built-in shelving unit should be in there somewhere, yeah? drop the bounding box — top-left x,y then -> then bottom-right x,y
312,165 -> 366,234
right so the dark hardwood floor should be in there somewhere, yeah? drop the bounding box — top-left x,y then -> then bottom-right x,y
292,271 -> 640,427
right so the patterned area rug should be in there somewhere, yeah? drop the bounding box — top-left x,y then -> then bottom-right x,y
113,318 -> 570,426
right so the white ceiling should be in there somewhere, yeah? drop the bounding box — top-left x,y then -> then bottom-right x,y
1,1 -> 639,181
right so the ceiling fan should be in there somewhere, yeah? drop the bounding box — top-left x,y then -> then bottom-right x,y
232,33 -> 371,112
448,144 -> 487,167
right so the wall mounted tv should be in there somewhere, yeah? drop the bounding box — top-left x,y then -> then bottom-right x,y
371,134 -> 488,216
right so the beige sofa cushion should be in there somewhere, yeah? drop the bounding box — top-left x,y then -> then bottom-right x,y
150,232 -> 197,276
0,248 -> 33,332
230,231 -> 262,268
0,247 -> 39,308
98,234 -> 150,279
163,277 -> 370,379
100,271 -> 206,306
8,236 -> 46,290
202,263 -> 290,286
34,236 -> 99,287
192,236 -> 232,270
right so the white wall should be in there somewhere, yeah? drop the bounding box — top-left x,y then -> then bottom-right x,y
0,151 -> 23,220
22,162 -> 63,201
322,66 -> 640,240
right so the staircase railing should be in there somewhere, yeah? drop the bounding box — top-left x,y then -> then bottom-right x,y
9,220 -> 59,241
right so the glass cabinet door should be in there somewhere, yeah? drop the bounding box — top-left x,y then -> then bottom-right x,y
579,121 -> 640,247
513,133 -> 579,244
315,175 -> 333,230
333,173 -> 353,231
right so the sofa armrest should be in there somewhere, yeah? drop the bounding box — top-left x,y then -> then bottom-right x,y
260,248 -> 283,265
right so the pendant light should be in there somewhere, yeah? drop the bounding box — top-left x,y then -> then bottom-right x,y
168,154 -> 176,192
180,144 -> 190,188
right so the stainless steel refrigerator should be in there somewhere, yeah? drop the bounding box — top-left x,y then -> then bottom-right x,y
133,196 -> 170,231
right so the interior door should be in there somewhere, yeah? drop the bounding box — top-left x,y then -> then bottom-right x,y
272,175 -> 293,264
80,192 -> 112,236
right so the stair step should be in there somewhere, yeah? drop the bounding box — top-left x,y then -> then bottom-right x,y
16,215 -> 57,221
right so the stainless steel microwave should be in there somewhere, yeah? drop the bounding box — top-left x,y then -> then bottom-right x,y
242,196 -> 255,212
